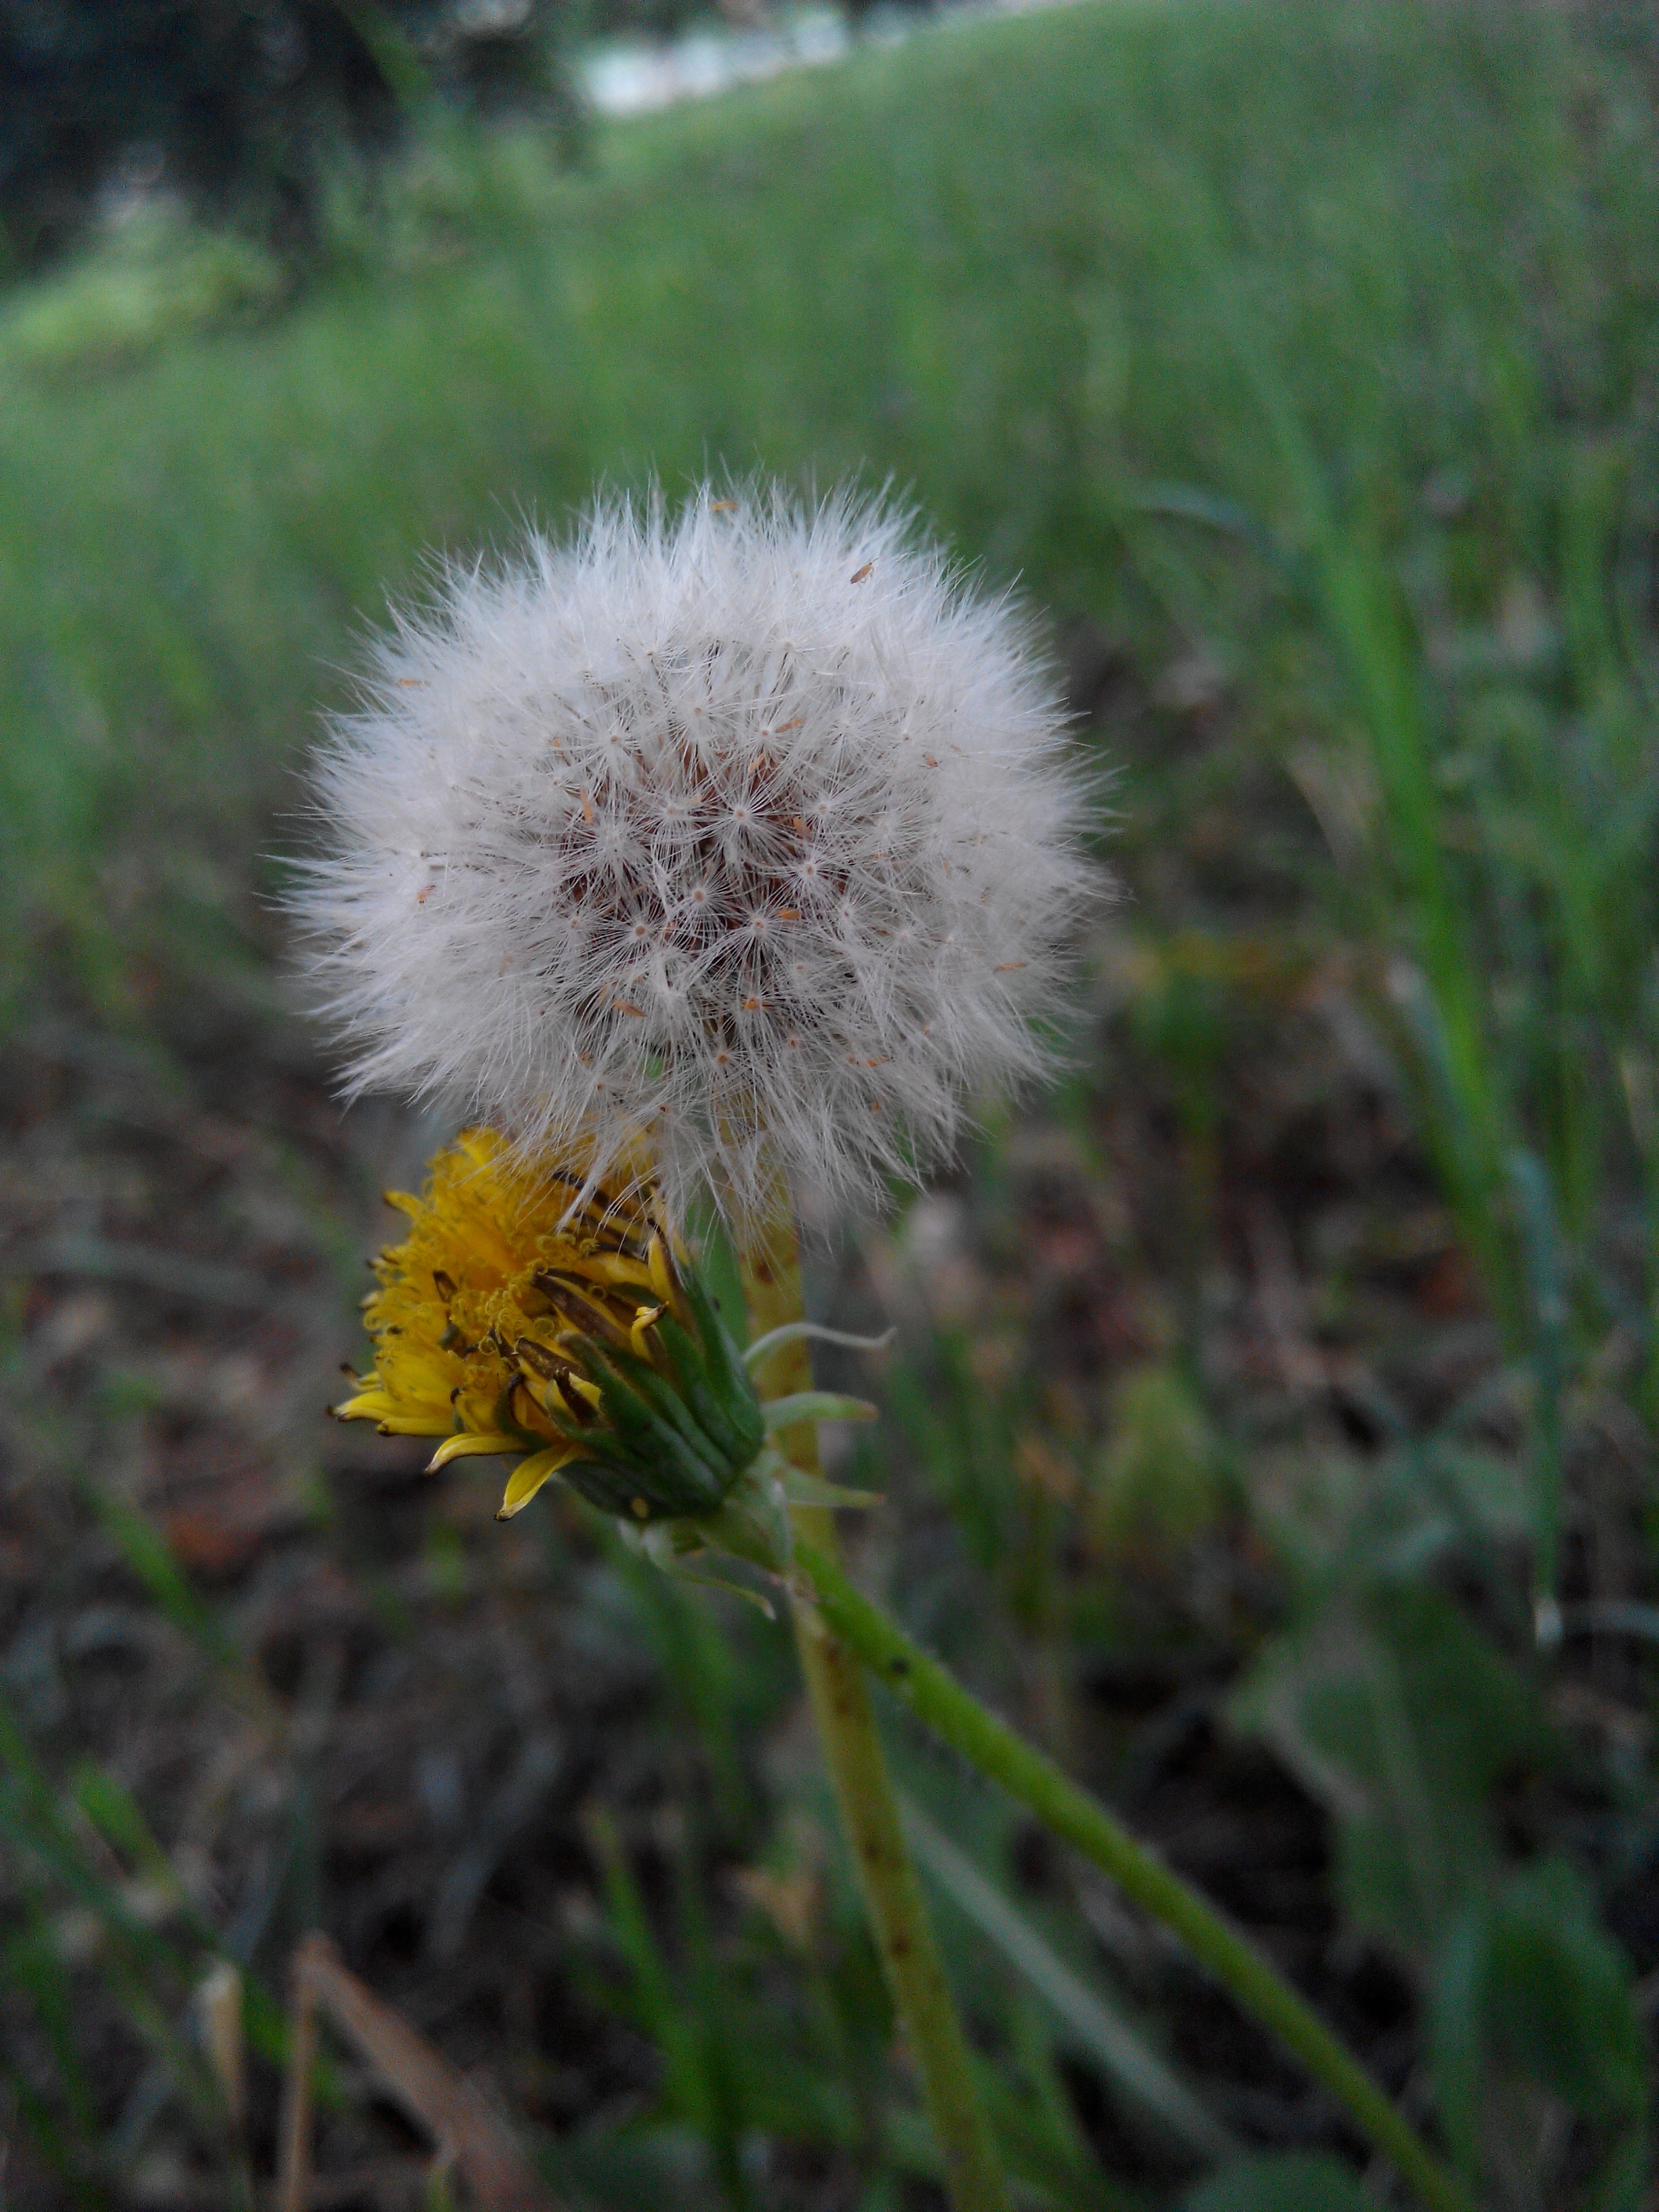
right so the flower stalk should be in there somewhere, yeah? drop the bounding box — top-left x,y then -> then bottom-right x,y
329,1128 -> 1463,2212
790,1534 -> 1476,2212
739,1210 -> 1010,2212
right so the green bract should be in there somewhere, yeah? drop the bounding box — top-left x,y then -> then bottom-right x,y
549,1258 -> 767,1524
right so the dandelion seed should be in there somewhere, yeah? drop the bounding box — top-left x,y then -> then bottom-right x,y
293,483 -> 1103,1228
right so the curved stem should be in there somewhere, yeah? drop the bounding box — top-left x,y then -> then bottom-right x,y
738,1216 -> 1009,2212
792,1534 -> 1475,2212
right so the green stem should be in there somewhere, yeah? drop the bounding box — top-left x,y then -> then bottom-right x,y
739,1217 -> 1009,2212
792,1535 -> 1475,2212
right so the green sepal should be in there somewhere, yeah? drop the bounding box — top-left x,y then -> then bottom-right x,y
544,1374 -> 716,1521
602,1340 -> 726,1467
651,1310 -> 755,1467
679,1263 -> 766,1463
554,1456 -> 658,1520
581,1343 -> 732,1514
779,1469 -> 884,1512
603,1343 -> 738,1495
698,1455 -> 794,1573
663,1565 -> 778,1618
619,1519 -> 779,1617
761,1392 -> 878,1431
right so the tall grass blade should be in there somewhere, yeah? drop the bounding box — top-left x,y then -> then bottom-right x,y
1507,1149 -> 1568,1643
898,1793 -> 1237,2163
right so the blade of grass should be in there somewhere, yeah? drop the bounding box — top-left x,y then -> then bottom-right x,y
0,1700 -> 250,2156
1166,220 -> 1519,1331
3,1898 -> 99,2142
1507,1149 -> 1568,1644
0,2052 -> 110,2207
583,1802 -> 714,2137
897,1791 -> 1237,2163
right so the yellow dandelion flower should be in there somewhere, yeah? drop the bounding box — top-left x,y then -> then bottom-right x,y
333,1127 -> 798,1528
335,1128 -> 667,1519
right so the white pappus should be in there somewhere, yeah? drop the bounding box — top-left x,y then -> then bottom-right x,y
294,483 -> 1103,1228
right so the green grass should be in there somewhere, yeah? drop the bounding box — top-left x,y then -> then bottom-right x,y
3,0 -> 1647,994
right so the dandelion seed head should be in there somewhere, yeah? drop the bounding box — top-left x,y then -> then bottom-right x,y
294,483 -> 1103,1227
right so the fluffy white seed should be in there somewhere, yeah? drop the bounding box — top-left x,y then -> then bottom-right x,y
293,484 -> 1103,1227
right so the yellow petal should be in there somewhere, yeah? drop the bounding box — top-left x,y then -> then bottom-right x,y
333,1390 -> 401,1423
373,1413 -> 457,1437
495,1446 -> 575,1520
629,1304 -> 665,1357
452,1387 -> 505,1432
574,1252 -> 657,1291
380,1355 -> 463,1402
513,1390 -> 562,1442
425,1431 -> 522,1473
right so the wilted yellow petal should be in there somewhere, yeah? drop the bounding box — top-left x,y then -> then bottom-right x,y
425,1431 -> 521,1472
334,1390 -> 401,1423
496,1446 -> 575,1520
629,1304 -> 665,1357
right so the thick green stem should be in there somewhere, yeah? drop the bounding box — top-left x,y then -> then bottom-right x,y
738,1218 -> 1009,2212
792,1535 -> 1475,2212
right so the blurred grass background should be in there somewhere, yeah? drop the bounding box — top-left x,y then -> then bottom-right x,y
2,0 -> 1658,2205
6,0 -> 1645,1007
